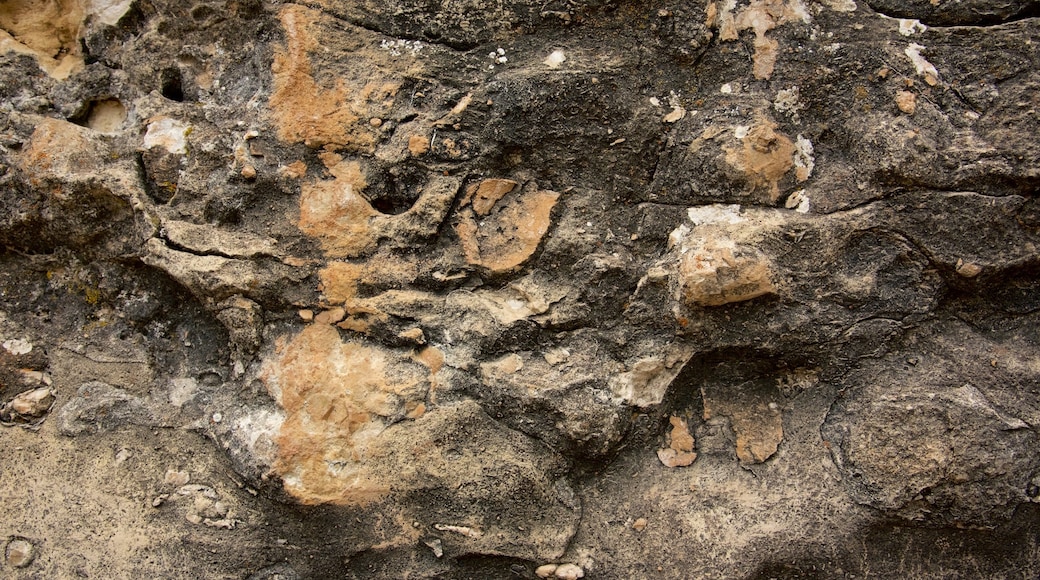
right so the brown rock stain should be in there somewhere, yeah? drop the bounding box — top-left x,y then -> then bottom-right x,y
298,158 -> 380,257
707,0 -> 808,80
262,324 -> 432,505
270,5 -> 400,151
702,382 -> 783,464
724,119 -> 796,202
456,180 -> 560,274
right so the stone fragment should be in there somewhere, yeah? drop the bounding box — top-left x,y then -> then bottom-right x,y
143,117 -> 190,155
677,236 -> 776,307
162,221 -> 278,259
956,259 -> 982,278
408,134 -> 430,156
5,538 -> 34,568
632,517 -> 648,531
0,387 -> 54,424
261,324 -> 431,504
702,381 -> 784,465
164,469 -> 190,486
554,563 -> 585,579
466,178 -> 518,216
269,5 -> 399,151
142,239 -> 296,303
895,90 -> 917,114
709,0 -> 809,79
313,307 -> 346,325
3,338 -> 33,355
723,119 -> 798,202
657,416 -> 697,468
298,161 -> 460,257
0,0 -> 83,78
456,180 -> 560,273
57,381 -> 155,436
536,564 -> 558,578
905,43 -> 940,86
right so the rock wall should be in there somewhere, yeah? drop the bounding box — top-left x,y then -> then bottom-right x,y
1,0 -> 1039,578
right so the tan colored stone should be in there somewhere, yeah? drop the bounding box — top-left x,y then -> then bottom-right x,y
723,119 -> 796,202
269,5 -> 400,151
261,324 -> 431,505
678,237 -> 776,307
657,415 -> 697,468
711,0 -> 808,80
408,134 -> 430,156
0,0 -> 84,79
298,159 -> 379,257
466,178 -> 518,216
895,90 -> 917,114
703,382 -> 783,464
313,307 -> 346,325
280,160 -> 308,179
956,259 -> 982,278
161,220 -> 278,259
455,181 -> 559,274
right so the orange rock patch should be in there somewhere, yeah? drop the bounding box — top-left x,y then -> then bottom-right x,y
262,324 -> 432,505
677,237 -> 776,307
455,180 -> 560,274
724,120 -> 797,203
702,381 -> 784,464
269,5 -> 400,151
297,158 -> 380,257
657,416 -> 697,468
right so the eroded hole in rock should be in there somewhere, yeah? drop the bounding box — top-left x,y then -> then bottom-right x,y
160,68 -> 185,102
365,166 -> 425,215
71,98 -> 127,133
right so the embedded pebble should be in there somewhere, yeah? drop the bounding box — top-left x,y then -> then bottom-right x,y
1,388 -> 55,423
115,448 -> 132,464
164,469 -> 190,486
6,538 -> 34,568
423,538 -> 443,558
554,563 -> 585,579
535,564 -> 558,578
633,517 -> 648,531
2,338 -> 32,355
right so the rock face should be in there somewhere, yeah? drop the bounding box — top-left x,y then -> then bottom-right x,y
1,0 -> 1039,578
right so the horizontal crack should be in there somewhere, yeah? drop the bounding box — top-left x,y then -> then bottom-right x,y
868,3 -> 1040,28
284,0 -> 476,51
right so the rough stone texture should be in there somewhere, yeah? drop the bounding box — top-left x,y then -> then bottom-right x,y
1,0 -> 1040,578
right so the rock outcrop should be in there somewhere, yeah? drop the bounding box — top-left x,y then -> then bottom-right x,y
1,0 -> 1039,578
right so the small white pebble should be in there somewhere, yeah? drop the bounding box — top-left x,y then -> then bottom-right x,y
544,50 -> 566,69
720,83 -> 733,94
497,47 -> 505,55
212,412 -> 223,423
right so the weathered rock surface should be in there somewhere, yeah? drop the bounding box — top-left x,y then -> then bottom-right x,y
1,0 -> 1039,578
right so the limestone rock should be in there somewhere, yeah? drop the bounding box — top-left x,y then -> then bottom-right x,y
2,0 -> 1040,577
